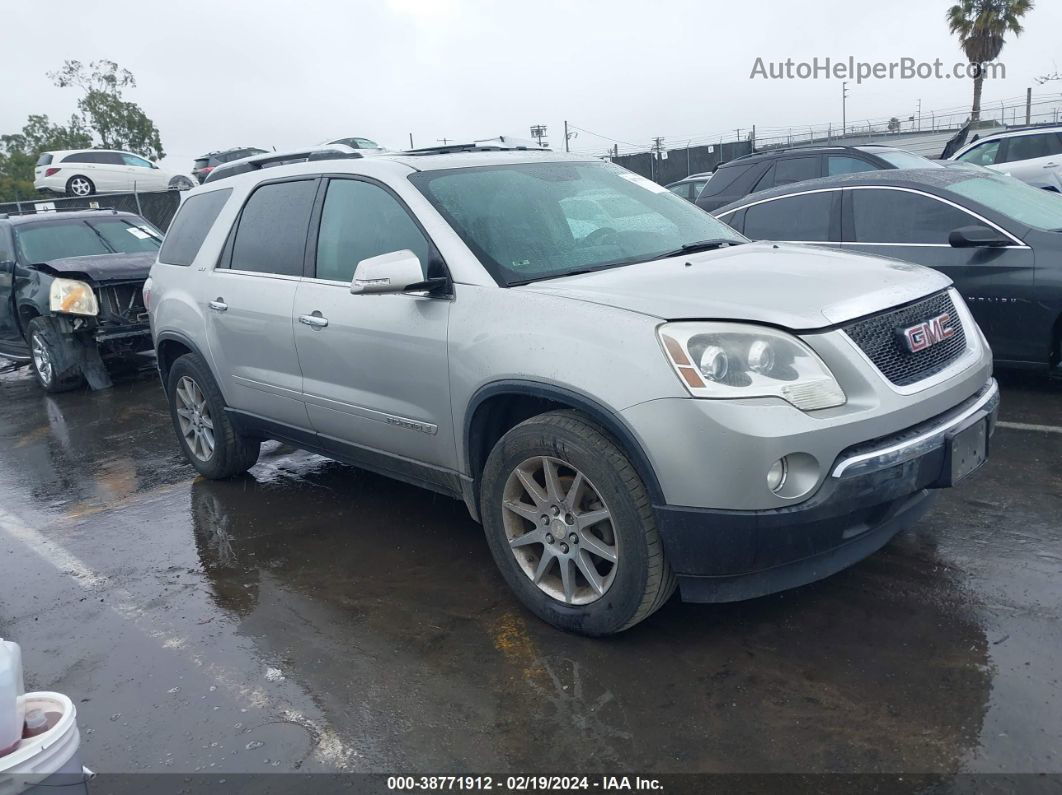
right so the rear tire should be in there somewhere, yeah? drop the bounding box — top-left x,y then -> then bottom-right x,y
480,410 -> 676,636
27,317 -> 84,393
167,353 -> 260,478
65,175 -> 95,197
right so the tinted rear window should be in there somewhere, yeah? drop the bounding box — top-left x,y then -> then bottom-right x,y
36,154 -> 53,166
228,180 -> 317,276
743,192 -> 836,241
697,162 -> 751,198
158,189 -> 233,266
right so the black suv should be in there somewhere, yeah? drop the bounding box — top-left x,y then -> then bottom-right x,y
694,145 -> 937,213
0,209 -> 161,392
192,147 -> 269,184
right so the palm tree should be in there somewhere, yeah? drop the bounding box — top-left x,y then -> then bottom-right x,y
947,0 -> 1034,122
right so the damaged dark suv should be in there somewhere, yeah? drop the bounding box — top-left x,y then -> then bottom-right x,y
0,209 -> 160,392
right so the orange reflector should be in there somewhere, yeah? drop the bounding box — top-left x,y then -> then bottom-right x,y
661,335 -> 691,366
678,366 -> 705,388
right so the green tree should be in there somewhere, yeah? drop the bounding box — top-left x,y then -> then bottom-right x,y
49,59 -> 165,160
947,0 -> 1034,122
887,116 -> 901,132
0,114 -> 92,202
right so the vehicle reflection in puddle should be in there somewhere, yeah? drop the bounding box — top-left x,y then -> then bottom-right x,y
188,463 -> 993,772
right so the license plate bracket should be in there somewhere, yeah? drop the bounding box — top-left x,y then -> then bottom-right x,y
942,417 -> 989,486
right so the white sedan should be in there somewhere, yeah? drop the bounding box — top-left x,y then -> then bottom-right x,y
33,149 -> 194,196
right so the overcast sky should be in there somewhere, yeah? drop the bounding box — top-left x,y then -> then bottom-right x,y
3,0 -> 1061,174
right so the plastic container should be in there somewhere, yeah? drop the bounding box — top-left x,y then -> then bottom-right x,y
0,692 -> 89,795
0,640 -> 24,759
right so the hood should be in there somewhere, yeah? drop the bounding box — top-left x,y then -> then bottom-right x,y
37,252 -> 155,283
517,242 -> 951,329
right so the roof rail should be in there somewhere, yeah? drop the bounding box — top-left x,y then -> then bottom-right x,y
402,136 -> 550,156
203,144 -> 365,184
990,122 -> 1062,135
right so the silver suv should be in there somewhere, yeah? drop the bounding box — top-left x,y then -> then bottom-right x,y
145,143 -> 998,635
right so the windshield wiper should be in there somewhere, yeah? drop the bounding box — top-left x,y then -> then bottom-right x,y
649,238 -> 744,261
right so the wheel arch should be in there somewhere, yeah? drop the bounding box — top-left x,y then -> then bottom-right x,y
156,331 -> 209,393
16,303 -> 41,339
464,380 -> 666,510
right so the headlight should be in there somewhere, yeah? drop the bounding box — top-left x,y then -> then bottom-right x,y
658,322 -> 846,410
49,278 -> 99,316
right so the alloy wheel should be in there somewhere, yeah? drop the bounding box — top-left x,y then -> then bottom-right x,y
502,456 -> 619,605
175,375 -> 215,462
70,177 -> 92,196
30,332 -> 53,387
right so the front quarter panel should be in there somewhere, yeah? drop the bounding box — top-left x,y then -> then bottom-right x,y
448,284 -> 686,474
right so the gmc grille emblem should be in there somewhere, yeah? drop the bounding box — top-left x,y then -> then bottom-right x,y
901,312 -> 955,353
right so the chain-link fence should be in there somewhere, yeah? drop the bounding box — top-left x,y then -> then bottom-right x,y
0,189 -> 182,231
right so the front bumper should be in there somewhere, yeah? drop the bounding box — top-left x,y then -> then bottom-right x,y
654,379 -> 999,603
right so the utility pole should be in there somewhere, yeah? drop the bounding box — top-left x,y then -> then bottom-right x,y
1026,87 -> 1033,125
409,133 -> 414,148
842,81 -> 849,136
564,120 -> 569,153
916,99 -> 922,131
437,138 -> 451,146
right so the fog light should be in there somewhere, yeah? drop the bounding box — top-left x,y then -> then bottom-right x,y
767,457 -> 788,493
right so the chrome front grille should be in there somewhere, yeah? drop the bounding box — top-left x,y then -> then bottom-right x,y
843,291 -> 967,387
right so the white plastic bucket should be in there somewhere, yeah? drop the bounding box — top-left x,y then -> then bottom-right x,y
0,693 -> 88,795
0,641 -> 24,758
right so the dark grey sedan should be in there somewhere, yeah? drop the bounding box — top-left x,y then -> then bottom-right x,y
712,165 -> 1062,371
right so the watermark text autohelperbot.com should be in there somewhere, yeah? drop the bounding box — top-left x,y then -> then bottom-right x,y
750,56 -> 1005,83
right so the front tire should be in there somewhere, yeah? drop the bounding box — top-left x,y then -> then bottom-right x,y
65,175 -> 95,197
167,354 -> 260,478
28,317 -> 84,393
480,410 -> 676,636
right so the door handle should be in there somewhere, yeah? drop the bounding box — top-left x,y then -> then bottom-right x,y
298,313 -> 328,328
208,299 -> 228,312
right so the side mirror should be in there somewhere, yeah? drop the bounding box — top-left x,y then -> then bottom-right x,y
948,225 -> 1012,248
350,250 -> 430,295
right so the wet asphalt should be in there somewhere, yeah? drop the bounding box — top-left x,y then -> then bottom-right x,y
0,362 -> 1058,777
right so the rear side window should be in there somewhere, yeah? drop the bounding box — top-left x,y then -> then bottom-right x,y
850,189 -> 975,244
742,191 -> 836,241
697,163 -> 750,198
229,180 -> 317,276
773,156 -> 820,186
36,154 -> 53,166
828,156 -> 877,176
158,188 -> 232,266
315,179 -> 431,282
61,152 -> 93,163
1001,133 -> 1062,164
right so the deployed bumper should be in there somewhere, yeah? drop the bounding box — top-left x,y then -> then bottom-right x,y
652,379 -> 999,603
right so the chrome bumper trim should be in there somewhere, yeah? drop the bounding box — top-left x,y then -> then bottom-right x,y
831,379 -> 999,479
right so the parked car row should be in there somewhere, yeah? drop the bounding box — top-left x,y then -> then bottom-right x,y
9,136 -> 1054,637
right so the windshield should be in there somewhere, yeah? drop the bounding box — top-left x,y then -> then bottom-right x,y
15,218 -> 162,263
872,150 -> 940,169
945,172 -> 1062,231
410,161 -> 746,285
